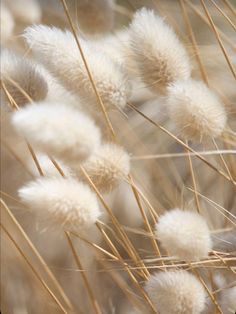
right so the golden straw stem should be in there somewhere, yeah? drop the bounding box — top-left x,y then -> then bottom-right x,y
127,102 -> 236,186
65,232 -> 102,314
200,0 -> 236,79
1,199 -> 73,311
1,224 -> 68,314
210,0 -> 236,32
185,140 -> 201,213
60,0 -> 116,139
96,222 -> 159,314
80,166 -> 150,279
179,0 -> 209,85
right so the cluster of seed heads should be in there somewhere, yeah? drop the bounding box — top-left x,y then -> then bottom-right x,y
1,1 -> 234,314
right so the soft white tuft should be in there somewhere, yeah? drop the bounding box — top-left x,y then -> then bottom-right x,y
12,102 -> 101,164
167,79 -> 227,141
155,208 -> 212,260
1,49 -> 48,107
145,270 -> 206,314
19,177 -> 101,229
0,4 -> 14,43
81,143 -> 130,193
129,8 -> 191,93
24,25 -> 131,111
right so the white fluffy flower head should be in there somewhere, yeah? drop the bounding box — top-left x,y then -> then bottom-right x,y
145,270 -> 206,314
24,25 -> 131,111
167,79 -> 227,142
129,8 -> 191,93
19,177 -> 101,229
12,102 -> 101,164
1,49 -> 48,107
155,208 -> 212,260
81,143 -> 130,193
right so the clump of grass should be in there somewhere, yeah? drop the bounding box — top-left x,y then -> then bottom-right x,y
1,1 -> 235,314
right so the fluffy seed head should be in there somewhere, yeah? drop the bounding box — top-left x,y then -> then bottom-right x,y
24,25 -> 131,111
19,177 -> 101,229
12,102 -> 101,164
145,270 -> 206,314
129,8 -> 191,93
1,49 -> 48,107
0,4 -> 14,43
81,143 -> 130,193
167,79 -> 227,142
155,208 -> 212,260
